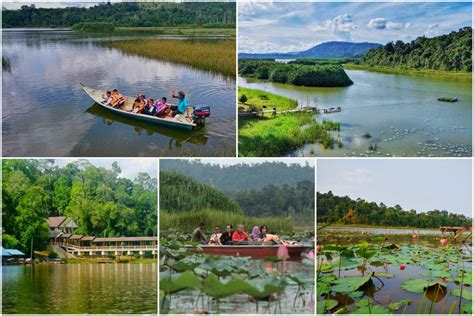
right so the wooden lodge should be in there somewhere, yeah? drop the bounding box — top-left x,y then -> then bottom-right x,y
47,217 -> 157,257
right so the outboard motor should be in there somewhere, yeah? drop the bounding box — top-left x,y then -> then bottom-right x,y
193,105 -> 211,126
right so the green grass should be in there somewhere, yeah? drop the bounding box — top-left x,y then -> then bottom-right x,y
114,26 -> 236,36
103,39 -> 235,77
238,87 -> 341,157
160,209 -> 294,233
344,63 -> 472,79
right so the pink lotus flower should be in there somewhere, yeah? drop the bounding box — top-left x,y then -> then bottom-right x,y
277,245 -> 289,261
400,264 -> 406,270
306,250 -> 315,260
440,239 -> 448,247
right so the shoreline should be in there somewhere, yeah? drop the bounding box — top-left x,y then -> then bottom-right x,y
344,63 -> 472,79
318,223 -> 441,231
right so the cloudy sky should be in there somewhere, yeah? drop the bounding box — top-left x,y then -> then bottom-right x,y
54,158 -> 157,180
317,159 -> 472,217
239,1 -> 472,53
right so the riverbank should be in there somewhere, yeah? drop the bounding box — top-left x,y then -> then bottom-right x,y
115,26 -> 235,36
238,87 -> 341,157
103,38 -> 235,77
319,223 -> 444,231
344,63 -> 472,79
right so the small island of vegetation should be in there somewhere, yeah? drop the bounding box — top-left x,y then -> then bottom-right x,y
238,87 -> 341,157
239,59 -> 353,87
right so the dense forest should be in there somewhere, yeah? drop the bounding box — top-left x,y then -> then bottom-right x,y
160,163 -> 315,225
317,191 -> 472,228
239,41 -> 381,59
239,60 -> 353,87
2,2 -> 235,28
2,159 -> 157,254
160,160 -> 314,193
359,27 -> 472,72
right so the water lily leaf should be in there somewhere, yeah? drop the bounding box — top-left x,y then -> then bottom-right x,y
317,281 -> 331,296
461,302 -> 472,314
243,277 -> 287,299
160,270 -> 201,294
350,291 -> 364,298
388,299 -> 410,311
303,258 -> 315,266
203,274 -> 246,298
452,273 -> 473,286
333,257 -> 360,270
372,237 -> 385,242
432,270 -> 451,278
319,263 -> 334,273
452,289 -> 472,300
374,272 -> 394,278
317,299 -> 338,314
331,274 -> 372,293
401,279 -> 443,293
288,272 -> 313,285
324,245 -> 349,251
351,304 -> 390,314
355,298 -> 370,307
320,274 -> 337,283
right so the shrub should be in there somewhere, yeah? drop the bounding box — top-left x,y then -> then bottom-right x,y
72,22 -> 115,33
48,250 -> 58,259
238,94 -> 248,103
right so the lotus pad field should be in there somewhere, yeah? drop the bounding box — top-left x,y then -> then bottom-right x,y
317,236 -> 472,314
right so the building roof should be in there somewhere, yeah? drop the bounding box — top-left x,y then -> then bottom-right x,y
50,230 -> 63,238
69,234 -> 83,240
47,216 -> 67,228
59,233 -> 72,239
81,236 -> 95,241
62,218 -> 78,228
1,247 -> 25,256
93,236 -> 157,243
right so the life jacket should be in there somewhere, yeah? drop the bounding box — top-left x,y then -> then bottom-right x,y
111,92 -> 125,106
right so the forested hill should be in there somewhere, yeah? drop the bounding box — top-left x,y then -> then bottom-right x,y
160,160 -> 314,193
239,41 -> 381,59
2,2 -> 235,28
359,27 -> 472,72
159,171 -> 242,213
2,159 -> 157,253
317,191 -> 472,228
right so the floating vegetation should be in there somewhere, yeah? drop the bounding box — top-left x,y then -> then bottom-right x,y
317,236 -> 473,314
160,230 -> 314,313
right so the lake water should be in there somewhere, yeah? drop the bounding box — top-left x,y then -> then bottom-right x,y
239,69 -> 471,157
2,263 -> 157,313
2,29 -> 236,157
322,225 -> 441,236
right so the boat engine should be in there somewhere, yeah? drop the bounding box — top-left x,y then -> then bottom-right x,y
193,105 -> 211,126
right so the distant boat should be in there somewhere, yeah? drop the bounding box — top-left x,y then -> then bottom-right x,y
437,97 -> 458,102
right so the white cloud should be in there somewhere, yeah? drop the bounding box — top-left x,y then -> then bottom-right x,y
342,168 -> 373,185
424,23 -> 440,37
309,13 -> 357,42
367,17 -> 410,30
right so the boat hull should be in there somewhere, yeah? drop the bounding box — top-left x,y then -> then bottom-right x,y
80,83 -> 196,131
200,245 -> 310,260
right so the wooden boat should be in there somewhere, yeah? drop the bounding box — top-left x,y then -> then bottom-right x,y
199,245 -> 311,260
437,97 -> 458,102
80,83 -> 198,131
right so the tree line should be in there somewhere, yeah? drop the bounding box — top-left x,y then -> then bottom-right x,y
239,60 -> 353,87
317,191 -> 472,228
2,2 -> 235,28
160,159 -> 314,193
359,27 -> 472,72
2,159 -> 157,254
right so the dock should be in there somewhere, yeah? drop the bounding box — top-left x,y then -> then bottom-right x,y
440,226 -> 473,240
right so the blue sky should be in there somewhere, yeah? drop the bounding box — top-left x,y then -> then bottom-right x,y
317,159 -> 472,217
239,2 -> 472,53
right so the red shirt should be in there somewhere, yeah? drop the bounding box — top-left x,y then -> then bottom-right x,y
232,231 -> 248,241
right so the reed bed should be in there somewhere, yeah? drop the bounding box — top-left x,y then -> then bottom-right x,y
104,39 -> 235,77
160,209 -> 294,233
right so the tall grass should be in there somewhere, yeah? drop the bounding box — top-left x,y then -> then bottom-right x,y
238,87 -> 298,112
104,39 -> 235,77
160,209 -> 294,233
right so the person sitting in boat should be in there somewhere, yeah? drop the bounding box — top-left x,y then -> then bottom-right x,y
132,95 -> 147,114
249,226 -> 263,242
259,225 -> 269,239
191,223 -> 207,244
232,224 -> 249,244
208,226 -> 222,246
171,90 -> 189,116
101,91 -> 113,106
110,89 -> 125,109
143,99 -> 157,116
155,97 -> 170,117
220,224 -> 234,245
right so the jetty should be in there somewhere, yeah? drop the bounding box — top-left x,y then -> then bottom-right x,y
440,226 -> 473,240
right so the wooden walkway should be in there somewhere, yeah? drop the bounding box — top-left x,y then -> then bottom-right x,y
440,226 -> 473,239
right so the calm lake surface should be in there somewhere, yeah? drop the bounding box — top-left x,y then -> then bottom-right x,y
239,69 -> 472,157
322,225 -> 441,236
2,263 -> 157,314
2,29 -> 236,157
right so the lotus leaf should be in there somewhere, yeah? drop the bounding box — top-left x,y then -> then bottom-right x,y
351,303 -> 390,314
331,274 -> 372,293
160,270 -> 201,294
320,263 -> 334,273
317,281 -> 331,296
203,274 -> 247,298
333,257 -> 360,270
432,270 -> 451,278
288,272 -> 314,285
316,299 -> 338,314
243,276 -> 287,299
451,288 -> 472,300
452,273 -> 473,286
388,299 -> 410,311
401,279 -> 445,293
350,291 -> 364,298
303,258 -> 315,266
324,245 -> 349,251
374,272 -> 394,278
461,302 -> 472,314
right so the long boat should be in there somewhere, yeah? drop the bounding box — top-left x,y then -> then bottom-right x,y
80,83 -> 198,131
199,245 -> 311,260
